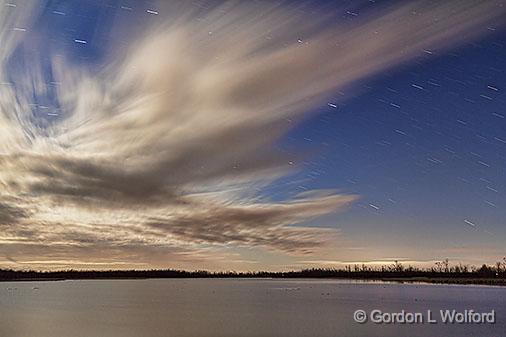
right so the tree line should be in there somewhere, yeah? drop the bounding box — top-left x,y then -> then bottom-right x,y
1,258 -> 505,282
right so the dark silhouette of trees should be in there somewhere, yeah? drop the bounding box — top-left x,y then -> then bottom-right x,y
1,258 -> 505,284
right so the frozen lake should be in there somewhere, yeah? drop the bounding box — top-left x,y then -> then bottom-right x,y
1,279 -> 504,337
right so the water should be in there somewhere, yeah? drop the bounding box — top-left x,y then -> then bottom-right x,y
0,279 -> 504,337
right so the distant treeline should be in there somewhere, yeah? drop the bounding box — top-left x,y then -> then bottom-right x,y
1,259 -> 506,283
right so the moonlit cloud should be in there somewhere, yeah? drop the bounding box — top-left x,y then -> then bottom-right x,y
0,1 -> 504,269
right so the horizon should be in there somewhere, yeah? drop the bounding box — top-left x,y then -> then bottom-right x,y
4,257 -> 506,273
1,0 -> 506,271
3,259 -> 506,272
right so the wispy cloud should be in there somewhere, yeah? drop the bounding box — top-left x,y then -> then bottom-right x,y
0,1 -> 504,268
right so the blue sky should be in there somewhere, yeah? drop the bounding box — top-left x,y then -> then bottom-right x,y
276,31 -> 506,264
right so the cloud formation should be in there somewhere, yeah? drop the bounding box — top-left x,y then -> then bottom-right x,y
0,1 -> 504,269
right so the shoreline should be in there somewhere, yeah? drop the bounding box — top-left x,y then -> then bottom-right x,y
1,276 -> 505,287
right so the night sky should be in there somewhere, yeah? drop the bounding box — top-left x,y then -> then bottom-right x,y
280,33 -> 506,265
0,0 -> 505,270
